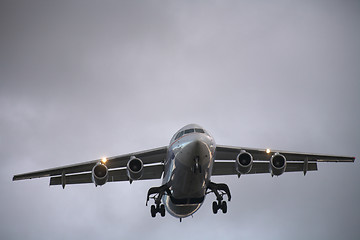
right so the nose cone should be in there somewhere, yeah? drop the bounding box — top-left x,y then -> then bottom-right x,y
176,137 -> 212,168
182,138 -> 208,155
183,139 -> 202,153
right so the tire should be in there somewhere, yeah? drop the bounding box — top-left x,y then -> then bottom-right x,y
151,205 -> 157,218
212,201 -> 218,214
160,204 -> 165,217
221,201 -> 227,214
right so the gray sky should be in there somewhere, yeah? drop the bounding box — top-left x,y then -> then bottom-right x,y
1,0 -> 360,239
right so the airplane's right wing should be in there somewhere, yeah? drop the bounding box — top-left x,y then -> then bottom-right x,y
49,164 -> 164,185
13,146 -> 168,187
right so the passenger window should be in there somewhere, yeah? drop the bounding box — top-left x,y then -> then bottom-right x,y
195,128 -> 205,133
184,129 -> 195,134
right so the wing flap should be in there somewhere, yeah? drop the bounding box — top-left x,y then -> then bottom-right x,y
216,145 -> 355,162
50,173 -> 92,185
49,164 -> 164,186
212,161 -> 317,176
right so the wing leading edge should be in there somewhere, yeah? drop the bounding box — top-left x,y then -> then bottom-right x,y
13,146 -> 168,185
213,145 -> 355,176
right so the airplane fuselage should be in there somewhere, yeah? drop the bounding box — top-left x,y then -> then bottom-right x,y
162,124 -> 216,218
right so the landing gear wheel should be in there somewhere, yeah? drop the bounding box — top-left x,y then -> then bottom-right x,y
212,201 -> 218,214
160,204 -> 165,217
221,201 -> 227,214
151,205 -> 157,218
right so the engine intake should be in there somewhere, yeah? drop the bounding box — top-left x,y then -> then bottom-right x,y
236,151 -> 253,174
127,157 -> 144,181
92,163 -> 109,186
270,153 -> 286,176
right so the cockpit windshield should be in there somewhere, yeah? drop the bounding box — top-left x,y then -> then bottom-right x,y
175,131 -> 184,140
195,128 -> 205,133
184,129 -> 195,134
174,128 -> 205,140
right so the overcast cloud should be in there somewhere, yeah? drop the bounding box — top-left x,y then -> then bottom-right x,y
1,1 -> 360,239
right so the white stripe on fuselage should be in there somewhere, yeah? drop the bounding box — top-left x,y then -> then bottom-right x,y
162,124 -> 216,218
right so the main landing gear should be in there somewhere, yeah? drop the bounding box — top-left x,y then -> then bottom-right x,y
146,183 -> 171,218
207,182 -> 231,214
212,200 -> 227,214
151,204 -> 165,217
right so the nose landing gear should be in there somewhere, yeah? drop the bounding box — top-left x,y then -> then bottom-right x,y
193,156 -> 202,174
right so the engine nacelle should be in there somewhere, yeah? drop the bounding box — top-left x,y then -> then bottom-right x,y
235,151 -> 253,174
92,163 -> 109,186
270,153 -> 286,176
127,157 -> 144,181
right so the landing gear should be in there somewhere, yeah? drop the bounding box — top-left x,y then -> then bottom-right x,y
151,205 -> 157,218
212,200 -> 227,214
150,204 -> 165,218
207,181 -> 231,215
147,183 -> 171,218
160,204 -> 165,217
221,201 -> 227,213
193,156 -> 202,174
212,201 -> 218,214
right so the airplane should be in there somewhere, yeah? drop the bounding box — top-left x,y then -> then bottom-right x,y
13,124 -> 355,220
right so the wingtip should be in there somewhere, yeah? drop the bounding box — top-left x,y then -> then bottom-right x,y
13,175 -> 24,181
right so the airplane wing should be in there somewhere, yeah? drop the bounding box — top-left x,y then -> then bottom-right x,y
13,146 -> 168,186
213,145 -> 355,176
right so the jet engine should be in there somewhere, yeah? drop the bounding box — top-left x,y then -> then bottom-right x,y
235,151 -> 253,174
92,163 -> 109,186
127,157 -> 144,181
270,153 -> 286,176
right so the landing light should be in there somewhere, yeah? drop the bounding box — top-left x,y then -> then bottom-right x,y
101,157 -> 108,164
266,149 -> 271,154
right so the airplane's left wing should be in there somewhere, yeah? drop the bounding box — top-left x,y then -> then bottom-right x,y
213,145 -> 355,176
13,146 -> 168,186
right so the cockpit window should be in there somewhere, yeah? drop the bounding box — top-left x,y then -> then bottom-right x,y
175,128 -> 205,141
184,128 -> 195,134
195,128 -> 205,133
175,131 -> 184,140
